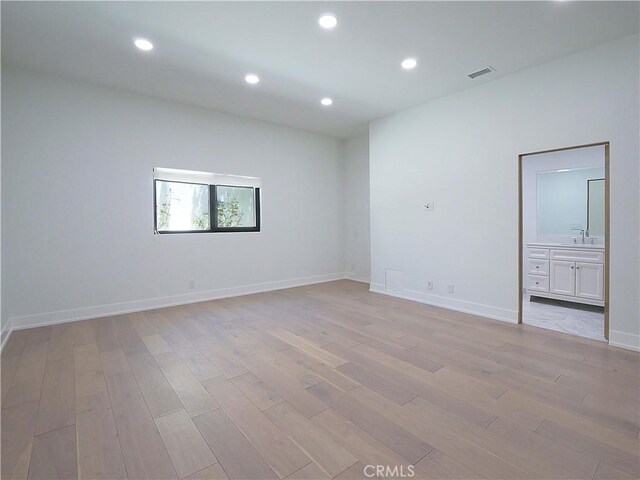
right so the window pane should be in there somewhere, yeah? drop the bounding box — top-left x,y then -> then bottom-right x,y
156,181 -> 210,231
216,186 -> 256,228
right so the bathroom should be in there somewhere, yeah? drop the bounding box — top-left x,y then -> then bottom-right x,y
521,144 -> 606,341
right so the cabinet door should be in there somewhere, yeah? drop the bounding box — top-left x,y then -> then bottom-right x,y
550,260 -> 575,296
575,262 -> 604,300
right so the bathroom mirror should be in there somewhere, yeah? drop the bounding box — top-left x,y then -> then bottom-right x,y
537,166 -> 605,236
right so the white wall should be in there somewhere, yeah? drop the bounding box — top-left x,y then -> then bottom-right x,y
369,34 -> 640,350
343,132 -> 370,282
1,67 -> 345,329
522,146 -> 605,247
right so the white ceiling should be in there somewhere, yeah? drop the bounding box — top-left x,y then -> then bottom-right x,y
2,1 -> 638,138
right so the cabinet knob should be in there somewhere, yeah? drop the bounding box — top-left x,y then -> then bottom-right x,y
571,266 -> 574,269
536,266 -> 539,269
576,266 -> 580,270
535,282 -> 539,285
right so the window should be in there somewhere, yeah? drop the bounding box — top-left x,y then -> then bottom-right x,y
215,185 -> 258,230
154,168 -> 261,234
155,181 -> 210,232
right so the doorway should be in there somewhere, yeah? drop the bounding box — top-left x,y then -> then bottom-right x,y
518,142 -> 609,341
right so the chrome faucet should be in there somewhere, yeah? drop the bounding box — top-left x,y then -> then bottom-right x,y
571,227 -> 586,244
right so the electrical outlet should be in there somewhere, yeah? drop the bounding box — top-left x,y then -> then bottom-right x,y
424,202 -> 435,212
188,280 -> 195,290
447,284 -> 454,294
427,280 -> 434,290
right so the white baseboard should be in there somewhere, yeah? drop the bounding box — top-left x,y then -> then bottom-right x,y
370,283 -> 518,324
609,329 -> 640,352
369,283 -> 640,352
4,273 -> 638,354
1,319 -> 13,351
344,273 -> 371,284
6,272 -> 346,336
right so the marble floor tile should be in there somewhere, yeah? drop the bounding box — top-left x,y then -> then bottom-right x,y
523,296 -> 605,342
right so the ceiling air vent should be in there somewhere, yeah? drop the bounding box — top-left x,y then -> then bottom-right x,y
467,66 -> 495,79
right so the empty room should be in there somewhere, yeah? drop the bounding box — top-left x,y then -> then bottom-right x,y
1,2 -> 639,480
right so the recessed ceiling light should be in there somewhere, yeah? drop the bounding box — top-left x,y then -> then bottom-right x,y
320,97 -> 333,106
245,74 -> 260,85
134,38 -> 154,51
557,169 -> 570,172
318,14 -> 338,29
401,57 -> 417,70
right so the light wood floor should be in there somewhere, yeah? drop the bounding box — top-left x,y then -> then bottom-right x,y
2,280 -> 639,480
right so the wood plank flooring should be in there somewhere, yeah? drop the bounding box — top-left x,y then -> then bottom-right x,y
1,280 -> 639,479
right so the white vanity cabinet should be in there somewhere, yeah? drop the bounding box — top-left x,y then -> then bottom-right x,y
526,243 -> 604,306
549,260 -> 575,296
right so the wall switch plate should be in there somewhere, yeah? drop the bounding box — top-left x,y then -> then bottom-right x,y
427,280 -> 434,290
447,284 -> 454,294
424,202 -> 435,212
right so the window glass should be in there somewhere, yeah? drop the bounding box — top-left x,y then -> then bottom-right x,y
155,181 -> 210,231
215,186 -> 256,228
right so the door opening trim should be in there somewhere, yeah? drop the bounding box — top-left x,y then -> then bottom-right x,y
517,142 -> 610,340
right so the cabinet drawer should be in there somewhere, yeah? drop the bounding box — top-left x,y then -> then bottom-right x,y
527,275 -> 549,292
527,248 -> 549,260
527,259 -> 549,276
550,249 -> 604,263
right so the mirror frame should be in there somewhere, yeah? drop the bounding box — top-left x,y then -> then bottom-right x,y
587,177 -> 605,235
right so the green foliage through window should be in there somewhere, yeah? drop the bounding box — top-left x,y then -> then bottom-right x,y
216,196 -> 244,227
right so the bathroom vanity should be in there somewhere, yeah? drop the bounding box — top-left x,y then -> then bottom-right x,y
526,242 -> 604,306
